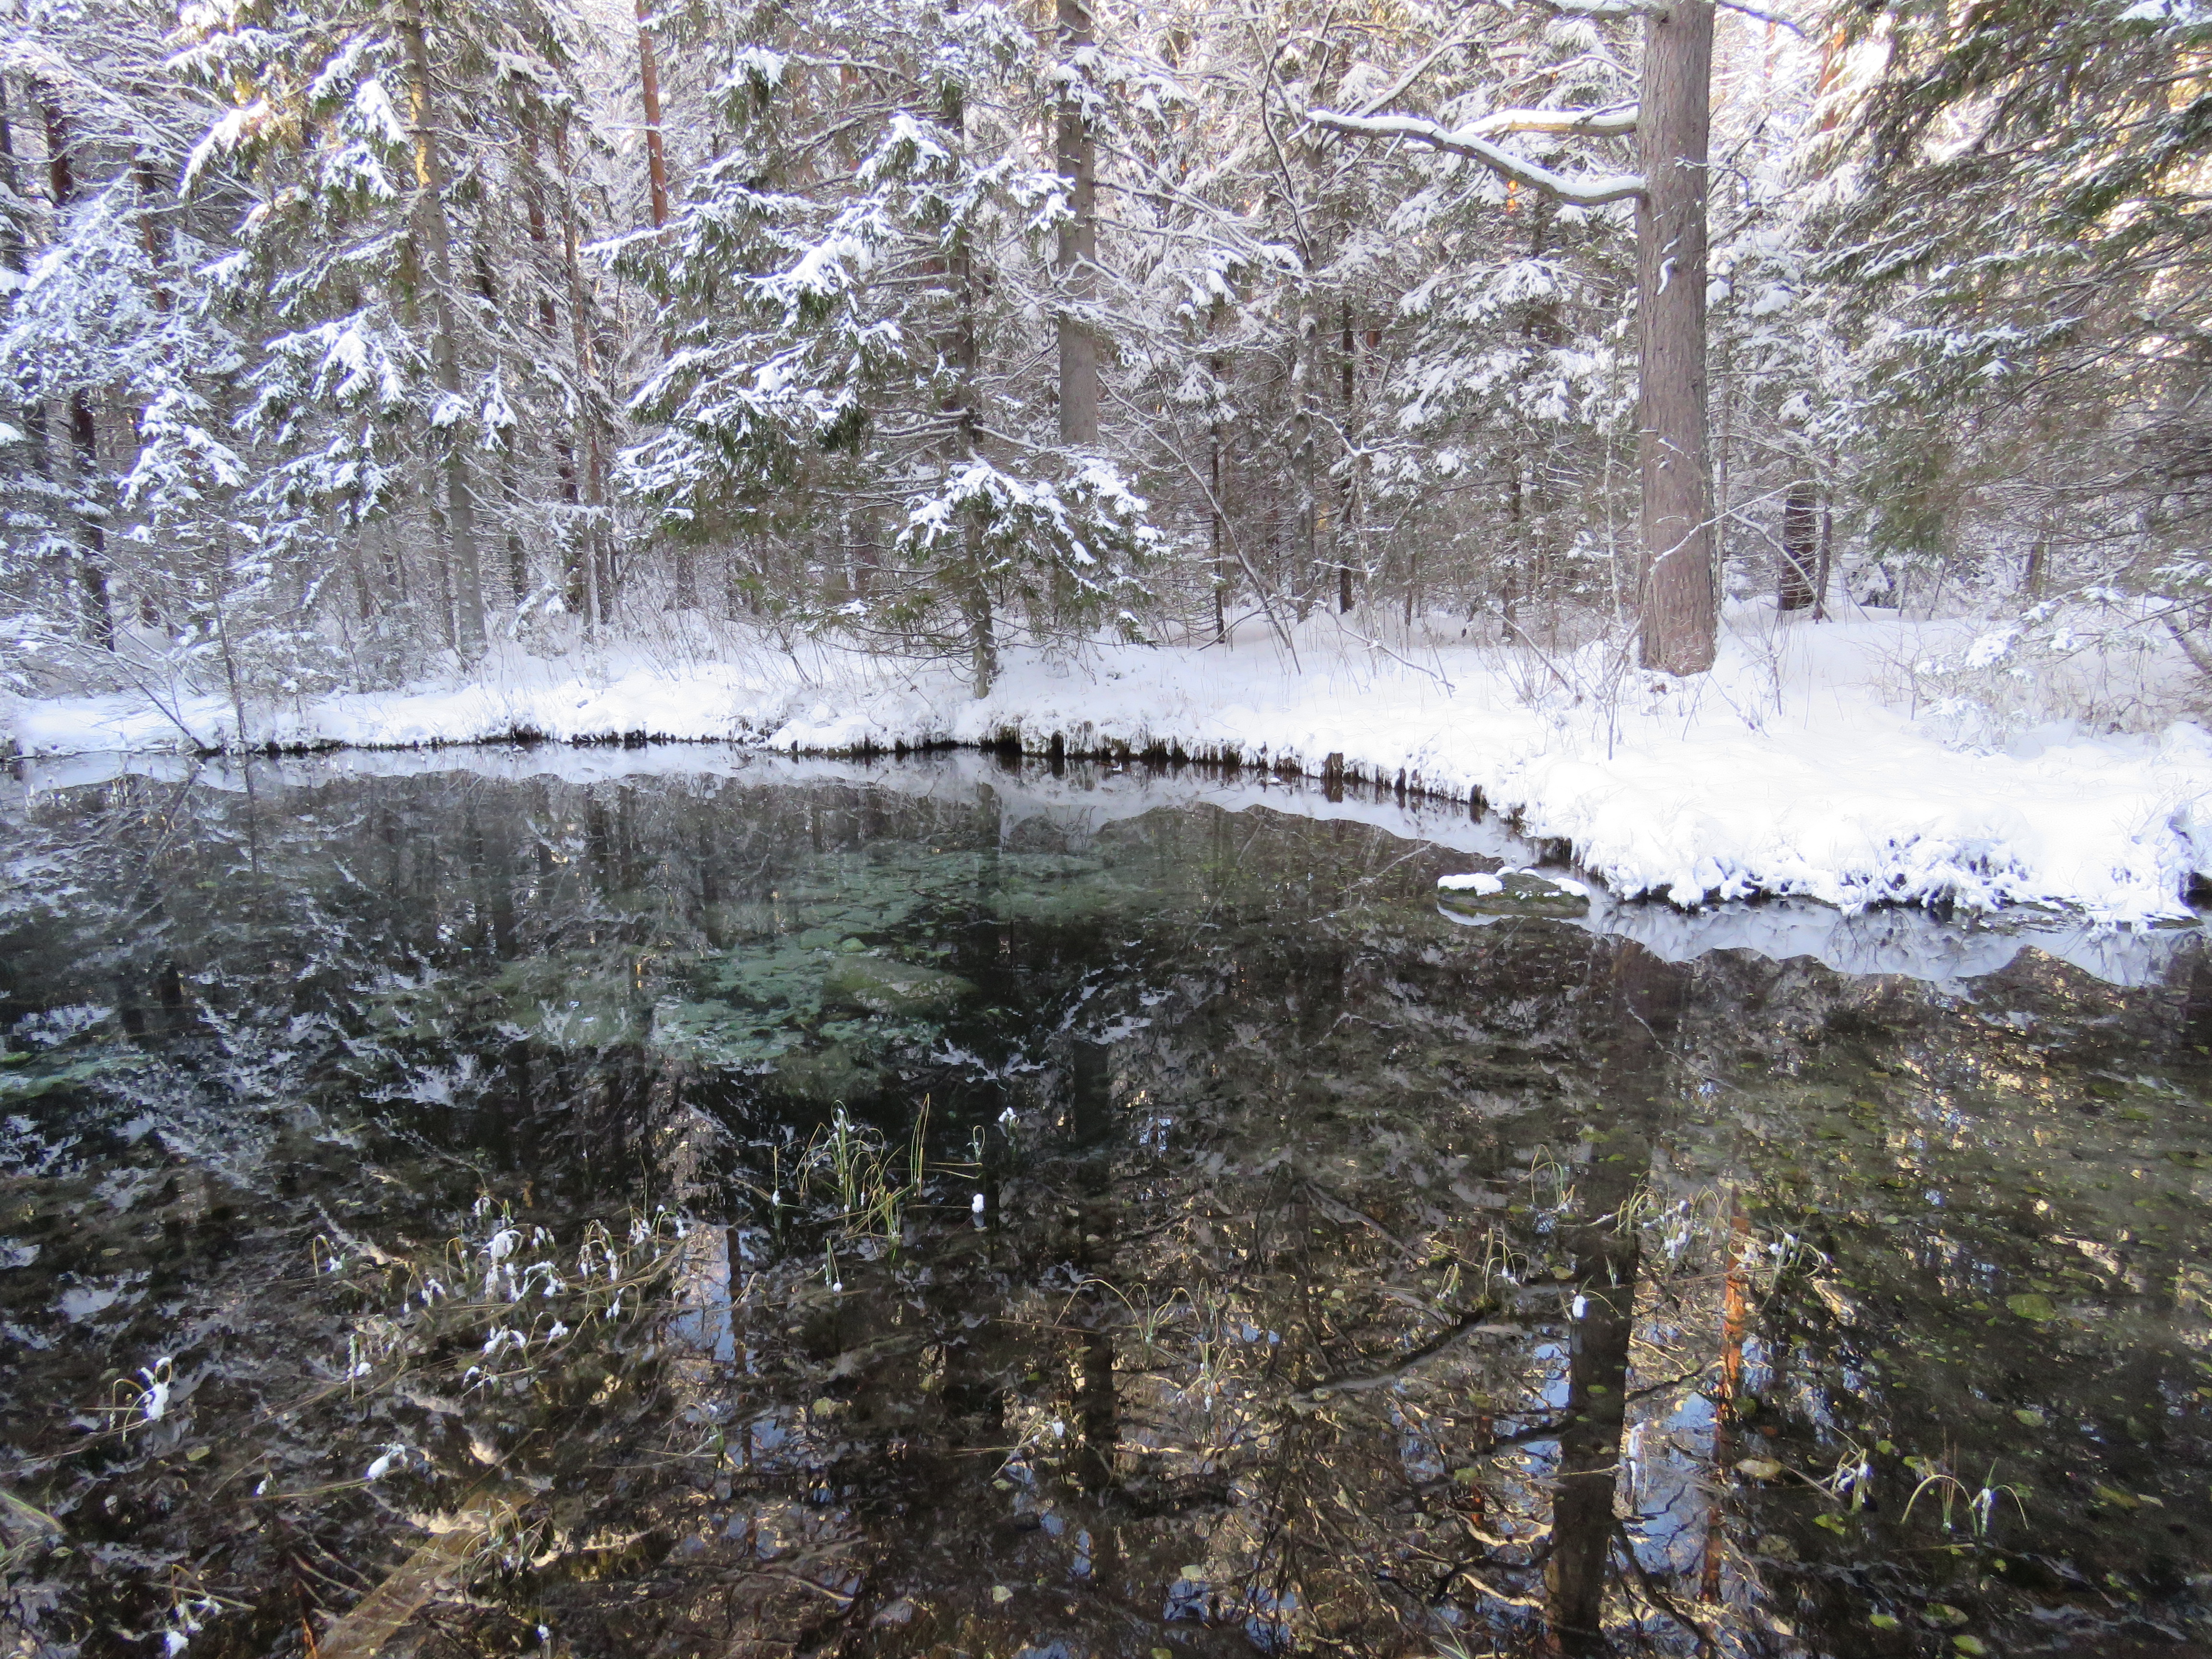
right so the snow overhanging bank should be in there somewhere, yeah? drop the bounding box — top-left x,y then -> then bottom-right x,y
6,616 -> 2210,926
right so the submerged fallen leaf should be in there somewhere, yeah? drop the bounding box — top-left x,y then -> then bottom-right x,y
1735,1457 -> 1784,1480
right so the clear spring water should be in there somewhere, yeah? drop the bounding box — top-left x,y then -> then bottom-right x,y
1,749 -> 2206,1659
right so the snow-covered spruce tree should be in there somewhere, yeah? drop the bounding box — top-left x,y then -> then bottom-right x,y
617,0 -> 1155,695
1819,0 -> 2212,668
1326,4 -> 1640,642
1704,12 -> 1860,621
170,0 -> 613,676
1092,0 -> 1636,646
1316,0 -> 1724,675
1184,0 -> 1400,630
0,0 -> 276,712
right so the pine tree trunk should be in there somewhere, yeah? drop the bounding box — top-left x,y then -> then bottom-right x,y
1635,0 -> 1717,675
1054,0 -> 1098,449
635,0 -> 670,230
400,0 -> 488,660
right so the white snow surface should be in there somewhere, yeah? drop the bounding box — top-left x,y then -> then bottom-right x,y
8,607 -> 2211,924
1437,871 -> 1508,894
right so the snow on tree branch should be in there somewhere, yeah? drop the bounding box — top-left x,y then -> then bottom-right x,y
1542,0 -> 1662,17
1308,110 -> 1645,206
1468,103 -> 1638,138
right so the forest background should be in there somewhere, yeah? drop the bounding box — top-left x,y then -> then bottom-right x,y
0,0 -> 2208,748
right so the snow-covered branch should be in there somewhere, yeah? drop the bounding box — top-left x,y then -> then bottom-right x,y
1309,110 -> 1645,206
1541,0 -> 1806,34
1468,103 -> 1638,138
1543,0 -> 1662,17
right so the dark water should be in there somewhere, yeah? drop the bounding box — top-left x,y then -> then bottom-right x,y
2,750 -> 2208,1659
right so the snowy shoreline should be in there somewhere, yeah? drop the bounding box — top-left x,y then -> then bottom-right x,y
8,612 -> 2212,926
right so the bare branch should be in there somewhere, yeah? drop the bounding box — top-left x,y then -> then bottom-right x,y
1715,0 -> 1807,32
1344,35 -> 1478,120
1308,109 -> 1645,206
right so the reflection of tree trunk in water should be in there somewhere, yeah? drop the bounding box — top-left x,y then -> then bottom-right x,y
1546,942 -> 1685,1656
1068,1037 -> 1119,1497
1699,1197 -> 1752,1602
2179,952 -> 2212,1058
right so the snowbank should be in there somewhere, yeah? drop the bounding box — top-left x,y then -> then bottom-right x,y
7,607 -> 2210,924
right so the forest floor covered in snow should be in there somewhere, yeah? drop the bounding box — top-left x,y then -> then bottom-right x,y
7,601 -> 2211,924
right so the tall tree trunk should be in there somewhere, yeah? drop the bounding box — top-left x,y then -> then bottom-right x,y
134,153 -> 172,311
39,98 -> 113,650
1812,489 -> 1833,620
502,455 -> 527,607
1503,460 -> 1524,639
69,397 -> 112,649
555,439 -> 584,615
950,225 -> 995,696
523,121 -> 577,623
1635,0 -> 1717,675
1337,300 -> 1355,614
1054,0 -> 1098,449
38,91 -> 70,206
1211,408 -> 1226,641
1291,296 -> 1318,620
557,116 -> 608,632
0,75 -> 24,275
133,151 -> 174,625
1778,482 -> 1817,611
0,78 -> 46,494
400,0 -> 488,659
635,0 -> 670,230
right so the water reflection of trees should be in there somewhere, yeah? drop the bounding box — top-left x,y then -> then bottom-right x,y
1,763 -> 2207,1659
